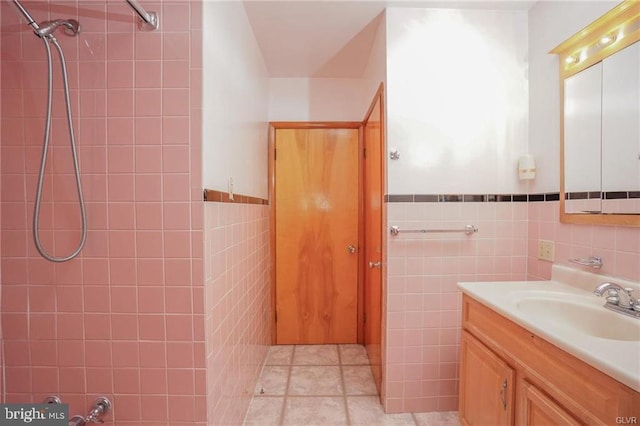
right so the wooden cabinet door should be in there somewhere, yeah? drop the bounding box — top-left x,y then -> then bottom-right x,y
518,380 -> 581,426
460,330 -> 515,426
274,128 -> 359,344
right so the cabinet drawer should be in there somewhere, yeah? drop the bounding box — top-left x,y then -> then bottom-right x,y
462,295 -> 640,425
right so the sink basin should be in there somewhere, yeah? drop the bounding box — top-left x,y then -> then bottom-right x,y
513,294 -> 640,342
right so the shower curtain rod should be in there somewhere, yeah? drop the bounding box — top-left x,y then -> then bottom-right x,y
125,0 -> 159,31
11,0 -> 159,32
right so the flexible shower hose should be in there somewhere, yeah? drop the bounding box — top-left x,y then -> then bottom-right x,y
32,36 -> 87,262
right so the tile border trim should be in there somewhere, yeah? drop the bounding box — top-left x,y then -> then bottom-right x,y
204,189 -> 635,204
203,188 -> 268,205
565,191 -> 640,200
384,193 -> 561,203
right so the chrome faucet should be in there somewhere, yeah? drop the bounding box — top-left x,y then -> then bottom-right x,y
594,282 -> 640,318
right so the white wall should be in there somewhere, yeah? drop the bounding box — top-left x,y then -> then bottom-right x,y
268,78 -> 372,121
268,12 -> 387,123
196,1 -> 624,198
385,8 -> 529,194
202,2 -> 269,199
363,11 -> 387,104
528,0 -> 619,194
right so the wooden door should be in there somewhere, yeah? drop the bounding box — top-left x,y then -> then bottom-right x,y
274,127 -> 359,344
363,89 -> 384,394
518,380 -> 581,426
460,331 -> 515,426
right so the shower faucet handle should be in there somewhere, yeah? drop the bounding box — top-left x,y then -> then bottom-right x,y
85,397 -> 111,424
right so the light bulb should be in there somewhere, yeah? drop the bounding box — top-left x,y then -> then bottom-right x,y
598,33 -> 617,46
565,55 -> 580,65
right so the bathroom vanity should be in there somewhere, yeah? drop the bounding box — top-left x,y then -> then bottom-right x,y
458,266 -> 640,425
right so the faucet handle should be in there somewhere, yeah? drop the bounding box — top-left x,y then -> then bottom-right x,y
626,288 -> 640,310
605,290 -> 620,305
85,397 -> 111,424
624,288 -> 637,307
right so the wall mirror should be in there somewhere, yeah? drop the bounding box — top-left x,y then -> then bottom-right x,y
552,0 -> 640,227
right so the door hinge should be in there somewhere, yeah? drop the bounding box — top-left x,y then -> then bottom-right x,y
363,312 -> 367,323
363,148 -> 367,159
275,311 -> 278,323
274,148 -> 277,161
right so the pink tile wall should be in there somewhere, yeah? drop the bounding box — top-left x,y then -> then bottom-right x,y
384,201 -> 528,413
384,199 -> 639,414
204,202 -> 272,426
527,201 -> 640,281
0,1 -> 205,423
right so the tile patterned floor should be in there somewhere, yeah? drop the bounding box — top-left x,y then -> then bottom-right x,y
244,345 -> 460,426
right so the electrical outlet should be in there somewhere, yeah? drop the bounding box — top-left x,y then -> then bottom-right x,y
538,240 -> 555,262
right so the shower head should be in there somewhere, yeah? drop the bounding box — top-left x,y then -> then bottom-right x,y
36,19 -> 81,38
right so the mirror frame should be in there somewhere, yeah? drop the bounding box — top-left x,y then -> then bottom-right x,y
551,0 -> 640,227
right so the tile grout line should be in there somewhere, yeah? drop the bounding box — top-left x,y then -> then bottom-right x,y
287,364 -> 371,367
278,346 -> 294,426
337,345 -> 352,426
285,393 -> 377,398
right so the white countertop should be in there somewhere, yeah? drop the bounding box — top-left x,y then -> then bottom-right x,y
458,265 -> 640,393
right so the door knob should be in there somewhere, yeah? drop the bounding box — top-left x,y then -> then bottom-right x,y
369,261 -> 382,269
347,245 -> 357,254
